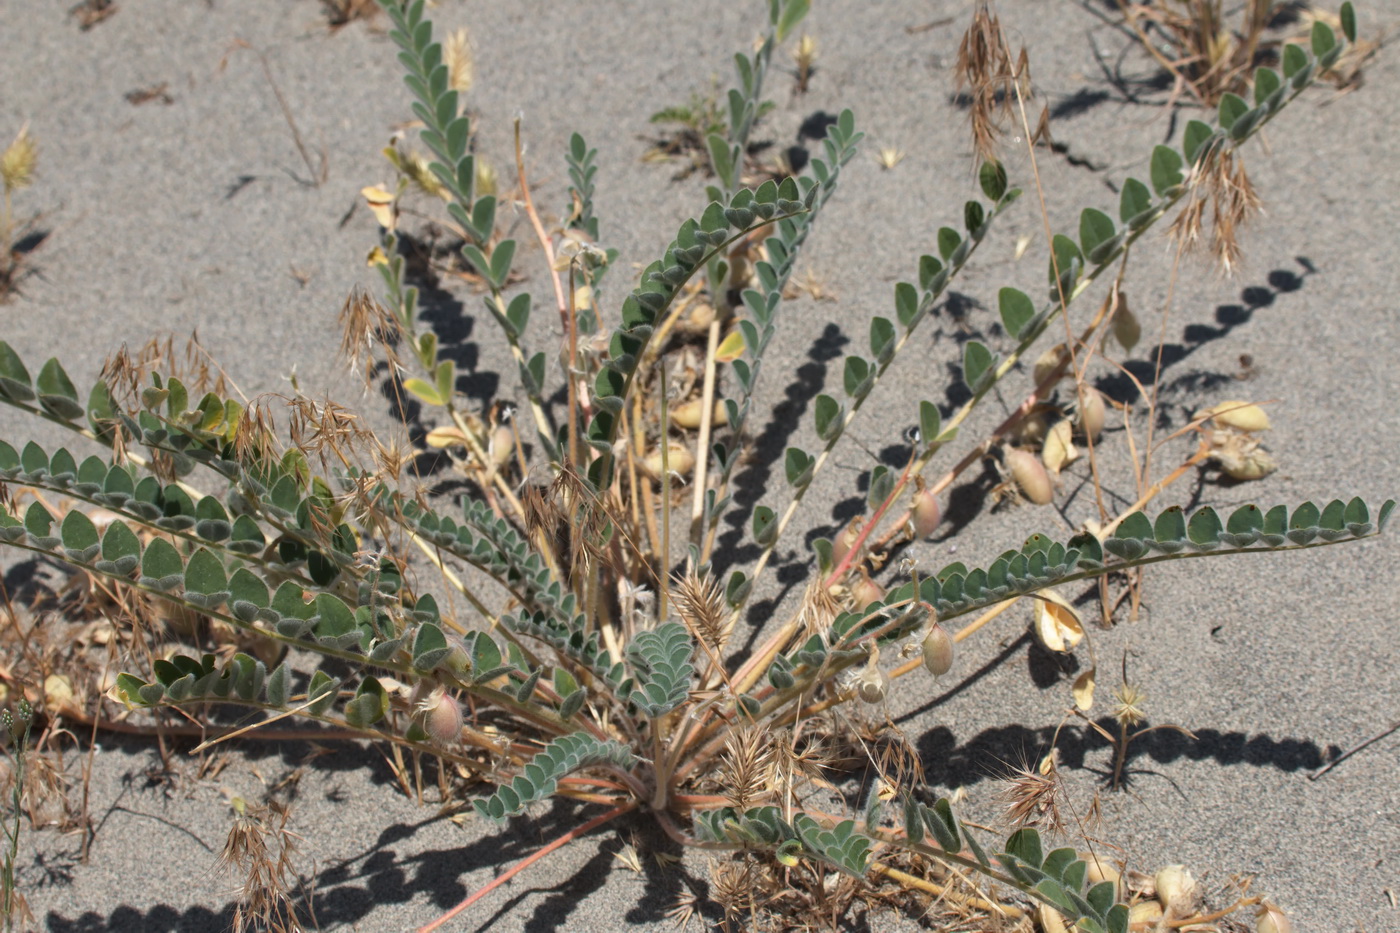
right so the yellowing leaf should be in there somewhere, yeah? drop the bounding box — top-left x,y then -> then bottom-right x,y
1205,400 -> 1271,433
402,378 -> 444,407
426,425 -> 469,449
1073,666 -> 1096,711
360,184 -> 398,231
715,328 -> 746,363
366,245 -> 389,267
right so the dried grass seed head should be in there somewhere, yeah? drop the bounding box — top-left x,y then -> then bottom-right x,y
1,124 -> 37,193
998,751 -> 1065,834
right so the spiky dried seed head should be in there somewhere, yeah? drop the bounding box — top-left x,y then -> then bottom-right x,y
999,752 -> 1064,833
1111,681 -> 1147,729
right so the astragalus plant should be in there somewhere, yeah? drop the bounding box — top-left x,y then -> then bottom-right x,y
0,0 -> 1387,930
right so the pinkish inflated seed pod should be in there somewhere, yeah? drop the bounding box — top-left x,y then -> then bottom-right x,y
422,691 -> 463,745
910,484 -> 942,538
1005,446 -> 1053,505
852,573 -> 884,609
831,518 -> 864,567
921,623 -> 955,678
1076,387 -> 1106,442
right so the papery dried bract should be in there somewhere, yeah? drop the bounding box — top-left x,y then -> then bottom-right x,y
1042,419 -> 1077,476
1032,589 -> 1083,652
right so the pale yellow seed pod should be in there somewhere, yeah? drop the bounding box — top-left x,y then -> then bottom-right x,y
642,442 -> 695,480
670,398 -> 730,430
921,623 -> 955,678
911,487 -> 942,538
1076,387 -> 1106,441
490,424 -> 515,468
1036,904 -> 1070,933
1207,400 -> 1271,433
1006,446 -> 1054,505
1033,344 -> 1070,389
1042,419 -> 1078,476
1154,864 -> 1198,916
1079,851 -> 1119,898
1129,899 -> 1163,927
686,301 -> 717,333
1033,589 -> 1084,653
1256,901 -> 1292,933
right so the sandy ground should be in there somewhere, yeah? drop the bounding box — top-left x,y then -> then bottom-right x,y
1,0 -> 1398,930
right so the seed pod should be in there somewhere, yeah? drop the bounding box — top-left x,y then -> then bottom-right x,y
1112,295 -> 1140,352
1256,902 -> 1292,933
687,301 -> 717,333
911,485 -> 942,538
1033,343 -> 1070,389
855,649 -> 888,704
1032,588 -> 1084,653
424,692 -> 463,745
852,573 -> 884,609
921,623 -> 955,678
1206,400 -> 1270,433
1154,864 -> 1198,916
1005,446 -> 1053,505
1036,905 -> 1069,933
670,398 -> 730,430
1041,419 -> 1078,476
642,442 -> 695,480
1079,850 -> 1119,898
831,518 -> 863,567
1015,408 -> 1049,447
1076,387 -> 1106,441
490,424 -> 515,468
1129,900 -> 1163,927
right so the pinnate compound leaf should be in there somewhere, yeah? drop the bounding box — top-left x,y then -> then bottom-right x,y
625,622 -> 694,716
472,732 -> 635,822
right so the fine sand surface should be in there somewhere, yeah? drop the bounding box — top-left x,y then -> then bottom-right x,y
1,1 -> 1398,930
